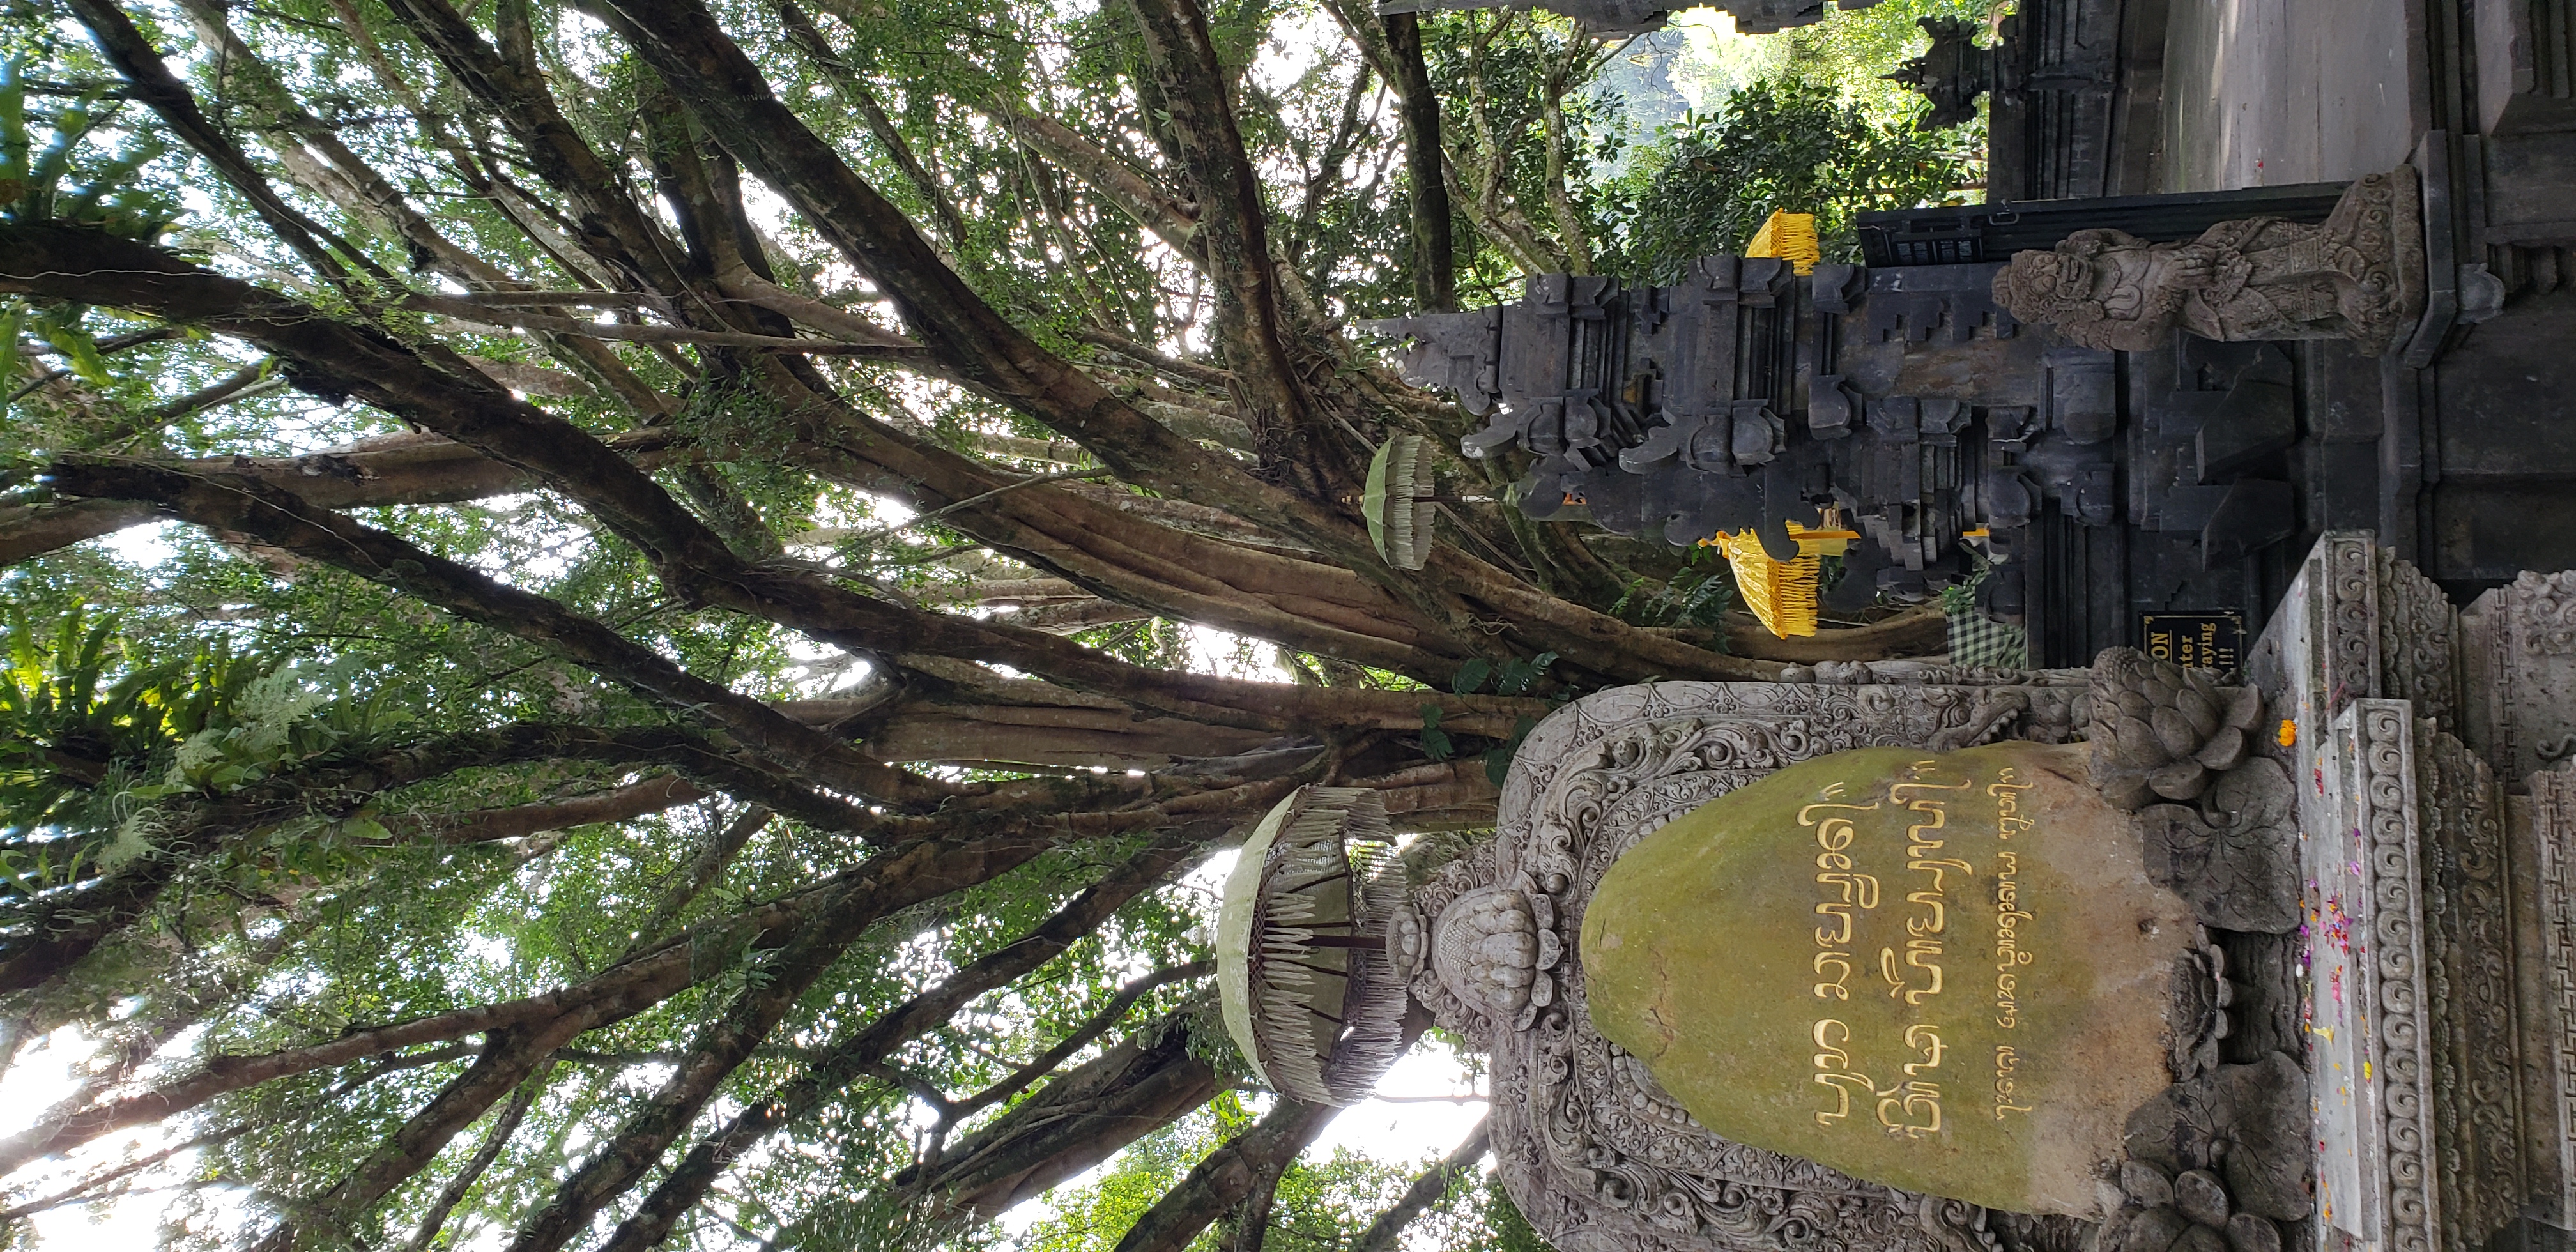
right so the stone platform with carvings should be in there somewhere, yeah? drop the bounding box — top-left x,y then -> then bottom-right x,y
2246,534 -> 2576,1252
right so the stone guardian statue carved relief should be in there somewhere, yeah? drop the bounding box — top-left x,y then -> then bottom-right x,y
1991,166 -> 2425,354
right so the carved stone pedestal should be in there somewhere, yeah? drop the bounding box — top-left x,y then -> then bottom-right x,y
1444,674 -> 2097,1252
2249,534 -> 2576,1252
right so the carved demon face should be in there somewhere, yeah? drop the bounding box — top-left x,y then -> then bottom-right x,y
1991,248 -> 2102,322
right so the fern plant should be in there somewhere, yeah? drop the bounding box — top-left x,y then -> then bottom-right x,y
1,57 -> 181,401
0,607 -> 397,897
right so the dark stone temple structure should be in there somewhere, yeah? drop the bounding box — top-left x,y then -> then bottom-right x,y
1370,0 -> 2576,671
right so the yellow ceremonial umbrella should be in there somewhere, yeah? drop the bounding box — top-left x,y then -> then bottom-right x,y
1703,520 -> 1859,638
1744,209 -> 1820,275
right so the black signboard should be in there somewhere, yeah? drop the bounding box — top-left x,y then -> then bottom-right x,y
2139,612 -> 2244,677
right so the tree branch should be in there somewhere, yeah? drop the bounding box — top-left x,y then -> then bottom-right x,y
1118,0 -> 1344,488
1379,13 -> 1455,309
0,724 -> 760,998
1349,1115 -> 1491,1252
374,0 -> 694,295
903,1001 -> 1219,1221
42,457 -> 958,809
66,0 -> 390,289
1111,1096 -> 1340,1252
385,774 -> 708,844
589,819 -> 1259,1252
397,1062 -> 553,1252
250,822 -> 1070,1250
0,1118 -> 266,1222
768,0 -> 974,253
582,0 -> 1387,574
986,105 -> 1202,258
1072,325 -> 1233,389
621,800 -> 772,955
937,960 -> 1213,1133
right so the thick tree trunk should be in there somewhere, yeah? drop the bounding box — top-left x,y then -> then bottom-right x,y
1380,13 -> 1455,311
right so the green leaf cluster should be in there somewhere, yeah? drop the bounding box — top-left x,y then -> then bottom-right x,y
1600,73 -> 1975,277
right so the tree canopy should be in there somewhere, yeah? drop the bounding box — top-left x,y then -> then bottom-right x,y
0,0 -> 1985,1246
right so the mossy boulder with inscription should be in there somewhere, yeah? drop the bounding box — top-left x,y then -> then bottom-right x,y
1581,742 -> 2196,1218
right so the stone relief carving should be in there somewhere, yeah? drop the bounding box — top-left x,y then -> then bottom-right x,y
2276,535 -> 2568,1252
1429,678 -> 2094,1252
2416,725 -> 2524,1246
2505,570 -> 2576,653
1237,532 -> 2576,1252
1430,879 -> 1560,1031
2526,774 -> 2576,1235
2355,701 -> 2437,1252
1992,167 -> 2425,355
2462,567 -> 2576,781
2129,762 -> 2301,933
2375,549 -> 2459,726
2324,535 -> 2384,710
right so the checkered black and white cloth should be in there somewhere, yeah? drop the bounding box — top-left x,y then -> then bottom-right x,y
1946,604 -> 2028,669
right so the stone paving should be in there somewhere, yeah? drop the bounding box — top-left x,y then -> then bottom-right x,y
2159,0 -> 2419,190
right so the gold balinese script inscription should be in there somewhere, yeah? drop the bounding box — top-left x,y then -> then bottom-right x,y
1801,761 -> 2038,1138
1994,850 -> 2033,1030
1989,768 -> 2034,839
1993,1044 -> 2031,1119
1806,800 -> 1882,1000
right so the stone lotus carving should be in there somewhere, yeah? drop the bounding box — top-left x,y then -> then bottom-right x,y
2108,1052 -> 2313,1241
2103,1156 -> 2285,1252
2087,648 -> 2299,933
1992,166 -> 2425,355
2131,761 -> 2301,933
2167,937 -> 2235,1081
2087,648 -> 2264,808
1430,879 -> 1560,1030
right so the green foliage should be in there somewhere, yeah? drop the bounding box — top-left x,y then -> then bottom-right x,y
1432,652 -> 1558,782
1016,1099 -> 1517,1252
0,0 -> 2003,1241
0,607 -> 388,872
1608,546 -> 1738,629
0,59 -> 176,240
0,55 -> 183,423
1602,73 -> 1975,277
1417,701 -> 1452,762
1462,1170 -> 1550,1252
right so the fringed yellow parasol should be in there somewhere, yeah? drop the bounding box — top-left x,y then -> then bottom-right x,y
1703,521 -> 1859,638
1745,210 -> 1821,276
